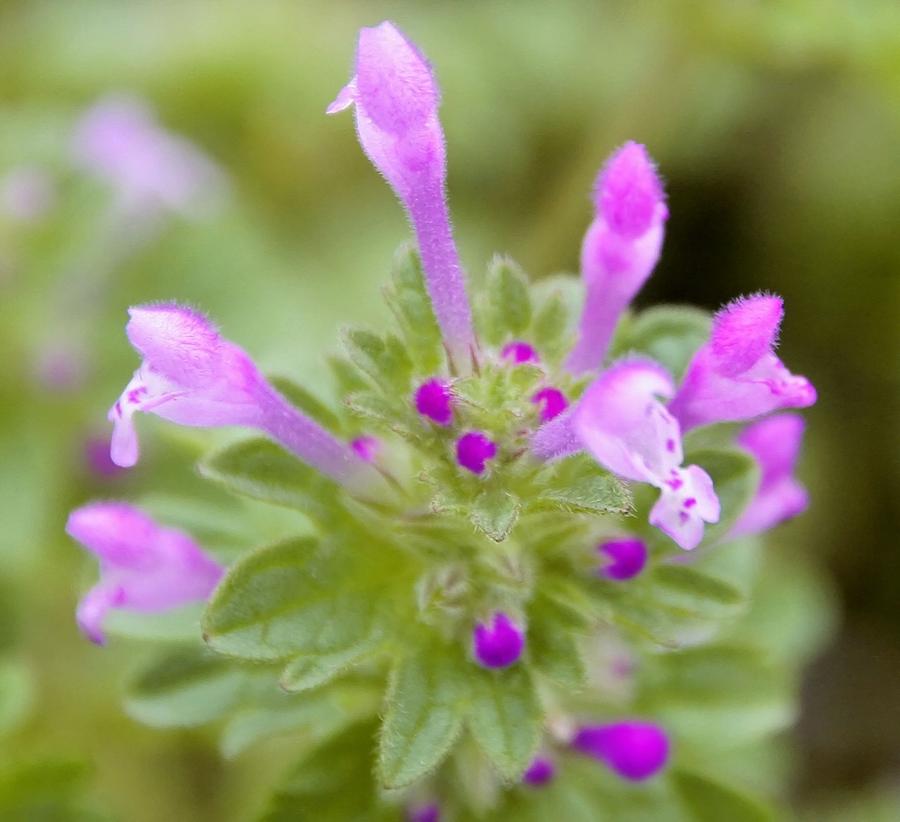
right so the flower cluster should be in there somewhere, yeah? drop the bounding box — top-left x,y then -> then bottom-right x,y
66,20 -> 816,818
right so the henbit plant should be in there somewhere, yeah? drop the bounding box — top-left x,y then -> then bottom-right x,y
65,21 -> 817,821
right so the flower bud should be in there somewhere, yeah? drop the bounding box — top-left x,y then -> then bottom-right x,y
598,538 -> 647,581
456,431 -> 497,475
573,721 -> 670,781
473,612 -> 524,668
414,379 -> 453,426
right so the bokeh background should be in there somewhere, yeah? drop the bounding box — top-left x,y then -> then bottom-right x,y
0,1 -> 898,819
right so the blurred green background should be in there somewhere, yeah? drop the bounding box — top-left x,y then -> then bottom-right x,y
0,0 -> 897,819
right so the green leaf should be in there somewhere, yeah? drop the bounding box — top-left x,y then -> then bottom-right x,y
640,645 -> 793,747
261,722 -> 389,821
203,538 -> 389,663
672,768 -> 774,822
102,602 -> 205,643
467,665 -> 542,781
0,659 -> 32,735
220,682 -> 380,758
687,446 -> 760,541
470,487 -> 520,542
279,635 -> 383,693
124,648 -> 249,728
615,305 -> 711,379
378,650 -> 466,788
537,455 -> 633,516
482,256 -> 532,344
199,438 -> 337,520
531,275 -> 580,361
342,328 -> 413,394
384,244 -> 443,374
327,354 -> 369,396
269,376 -> 344,434
528,602 -> 587,688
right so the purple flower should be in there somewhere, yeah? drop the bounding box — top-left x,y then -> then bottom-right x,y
730,414 -> 809,538
109,304 -> 368,486
566,143 -> 667,374
573,359 -> 719,550
531,387 -> 568,423
456,432 -> 497,475
573,721 -> 670,781
0,166 -> 55,223
407,804 -> 440,822
598,538 -> 647,581
523,756 -> 556,786
328,21 -> 476,371
415,378 -> 453,426
72,94 -> 223,216
350,435 -> 381,463
501,341 -> 539,364
669,294 -> 816,431
473,612 -> 524,668
65,502 -> 223,644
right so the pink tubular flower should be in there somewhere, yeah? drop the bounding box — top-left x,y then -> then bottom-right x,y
456,432 -> 497,475
415,378 -> 453,425
531,387 -> 568,423
109,304 -> 369,486
668,294 -> 816,431
501,341 -> 539,364
328,21 -> 476,371
72,94 -> 223,216
572,721 -> 670,781
565,143 -> 667,374
730,414 -> 809,538
573,359 -> 719,550
598,538 -> 648,581
473,612 -> 524,668
65,502 -> 223,644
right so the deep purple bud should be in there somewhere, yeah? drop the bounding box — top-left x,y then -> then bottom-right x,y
531,387 -> 568,422
407,804 -> 440,822
473,612 -> 524,668
501,341 -> 539,364
414,379 -> 453,425
573,721 -> 670,781
523,756 -> 556,786
456,432 -> 497,475
350,435 -> 380,463
598,538 -> 647,581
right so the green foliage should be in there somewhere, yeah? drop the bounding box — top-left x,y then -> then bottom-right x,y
467,666 -> 541,781
199,438 -> 339,521
481,256 -> 533,344
612,306 -> 711,380
0,659 -> 31,736
671,769 -> 775,822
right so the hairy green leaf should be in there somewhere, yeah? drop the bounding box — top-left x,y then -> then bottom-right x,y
482,256 -> 532,344
467,665 -> 542,781
199,438 -> 337,520
378,650 -> 466,788
470,487 -> 520,542
614,305 -> 711,379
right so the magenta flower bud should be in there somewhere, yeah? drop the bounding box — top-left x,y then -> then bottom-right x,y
669,294 -> 816,431
566,143 -> 667,374
72,95 -> 223,216
598,538 -> 647,581
0,166 -> 55,223
473,612 -> 524,668
109,304 -> 368,486
571,359 -> 720,550
407,804 -> 440,822
328,22 -> 476,371
573,721 -> 670,781
531,387 -> 568,422
65,502 -> 223,644
501,341 -> 539,364
730,414 -> 809,538
523,756 -> 556,787
350,435 -> 380,463
414,378 -> 453,426
456,431 -> 497,475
